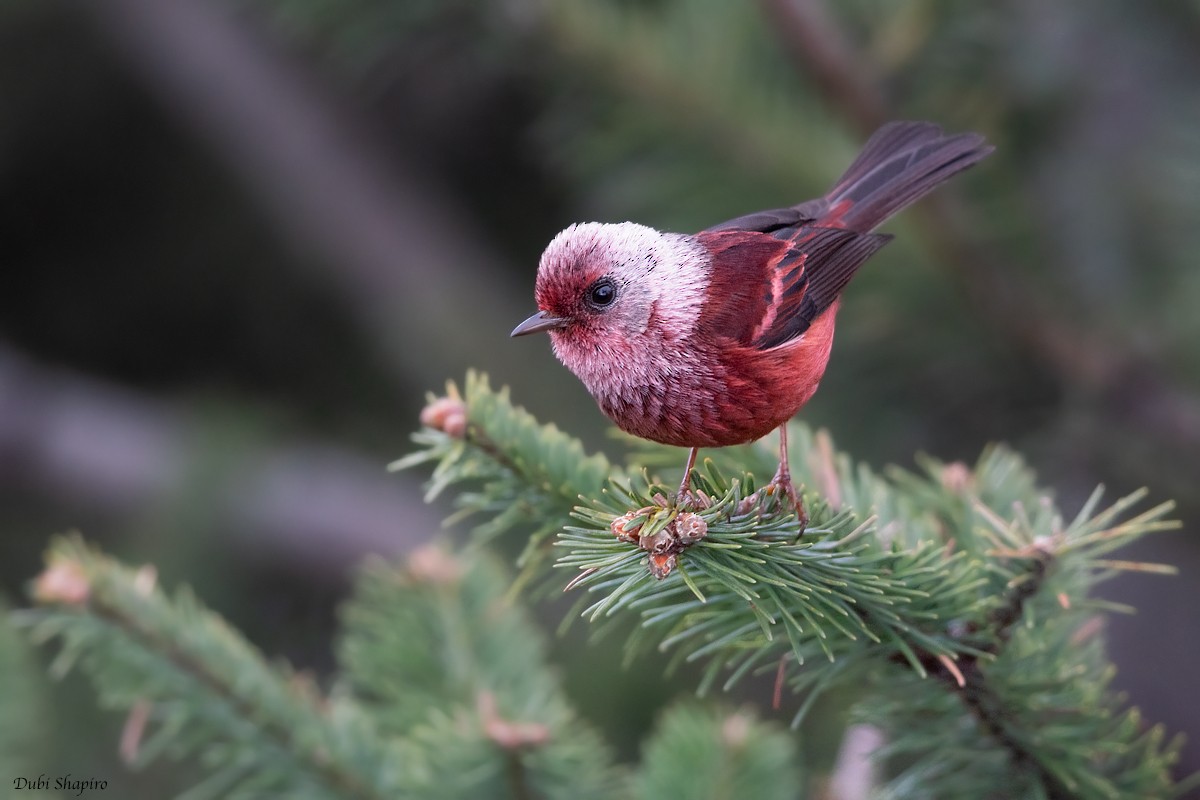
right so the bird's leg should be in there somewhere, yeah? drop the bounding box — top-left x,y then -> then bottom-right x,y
677,447 -> 700,505
767,425 -> 808,529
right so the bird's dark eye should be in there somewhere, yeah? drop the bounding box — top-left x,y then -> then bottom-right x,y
585,278 -> 617,310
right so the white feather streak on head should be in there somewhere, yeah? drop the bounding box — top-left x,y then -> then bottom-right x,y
539,221 -> 710,338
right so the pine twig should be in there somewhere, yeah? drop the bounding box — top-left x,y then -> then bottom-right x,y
926,548 -> 1075,800
84,606 -> 385,800
20,537 -> 397,800
401,374 -> 1183,798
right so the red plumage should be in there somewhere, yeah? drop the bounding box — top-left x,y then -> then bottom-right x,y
514,121 -> 993,510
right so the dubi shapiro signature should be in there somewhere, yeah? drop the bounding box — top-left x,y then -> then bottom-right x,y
12,774 -> 109,796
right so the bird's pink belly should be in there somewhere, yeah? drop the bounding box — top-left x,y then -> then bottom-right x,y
594,317 -> 837,448
596,366 -> 814,448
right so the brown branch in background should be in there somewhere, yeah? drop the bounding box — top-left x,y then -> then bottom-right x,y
757,0 -> 887,133
927,550 -> 1072,799
757,0 -> 1200,453
952,657 -> 1072,800
0,342 -> 436,568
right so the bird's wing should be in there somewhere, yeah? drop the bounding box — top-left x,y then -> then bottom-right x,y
696,226 -> 891,350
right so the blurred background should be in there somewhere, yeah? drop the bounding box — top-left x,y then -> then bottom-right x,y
2,0 -> 1198,793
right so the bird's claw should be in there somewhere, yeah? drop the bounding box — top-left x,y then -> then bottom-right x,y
673,487 -> 711,511
766,466 -> 808,531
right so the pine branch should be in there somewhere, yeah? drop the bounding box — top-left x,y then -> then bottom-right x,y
390,372 -> 616,574
19,534 -> 626,800
917,488 -> 1181,799
402,372 -> 1185,798
13,369 -> 1187,798
339,543 -> 589,731
558,464 -> 990,685
15,535 -> 402,800
337,544 -> 626,800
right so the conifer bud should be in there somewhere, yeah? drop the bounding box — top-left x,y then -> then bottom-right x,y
420,396 -> 467,438
645,530 -> 677,555
33,556 -> 90,606
610,511 -> 643,543
720,712 -> 752,748
675,512 -> 708,545
478,692 -> 549,749
940,462 -> 973,493
407,545 -> 463,584
648,553 -> 676,580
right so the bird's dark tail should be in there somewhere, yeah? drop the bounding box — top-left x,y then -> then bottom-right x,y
813,121 -> 993,233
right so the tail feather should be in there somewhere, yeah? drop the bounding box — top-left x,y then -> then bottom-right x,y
817,121 -> 993,232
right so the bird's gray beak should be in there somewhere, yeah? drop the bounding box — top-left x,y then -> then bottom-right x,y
511,310 -> 569,337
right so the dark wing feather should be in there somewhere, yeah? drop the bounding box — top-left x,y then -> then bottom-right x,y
694,230 -> 789,344
754,227 -> 891,349
696,227 -> 890,350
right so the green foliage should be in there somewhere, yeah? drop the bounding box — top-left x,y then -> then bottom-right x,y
0,598 -> 49,782
561,465 -> 986,694
338,552 -> 555,735
390,372 -> 616,572
13,372 -> 1187,798
398,373 -> 1184,798
15,537 -> 402,800
13,535 -> 624,800
634,705 -> 801,800
863,606 -> 1180,800
336,551 -> 624,799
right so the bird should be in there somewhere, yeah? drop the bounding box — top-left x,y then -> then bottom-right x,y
512,121 -> 993,521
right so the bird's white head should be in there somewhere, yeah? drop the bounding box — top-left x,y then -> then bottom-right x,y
511,222 -> 711,382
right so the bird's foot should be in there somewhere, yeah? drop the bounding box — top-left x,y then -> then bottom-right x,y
675,476 -> 714,512
673,485 -> 707,511
765,464 -> 808,531
674,446 -> 704,510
